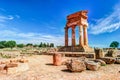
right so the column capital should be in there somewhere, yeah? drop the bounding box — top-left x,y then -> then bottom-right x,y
77,24 -> 82,27
71,25 -> 76,29
83,25 -> 87,28
83,23 -> 88,27
83,26 -> 87,30
64,27 -> 69,30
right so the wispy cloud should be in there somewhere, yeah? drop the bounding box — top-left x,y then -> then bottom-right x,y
0,9 -> 21,29
89,3 -> 120,35
0,15 -> 14,31
8,15 -> 14,20
0,12 -> 64,46
0,15 -> 14,22
0,8 -> 6,12
15,15 -> 20,19
0,29 -> 64,46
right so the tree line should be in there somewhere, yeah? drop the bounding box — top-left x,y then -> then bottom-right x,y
0,40 -> 119,49
0,40 -> 54,49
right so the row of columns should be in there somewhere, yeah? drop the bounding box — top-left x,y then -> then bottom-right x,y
65,25 -> 88,47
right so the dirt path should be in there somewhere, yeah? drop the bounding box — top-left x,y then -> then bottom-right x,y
0,55 -> 120,80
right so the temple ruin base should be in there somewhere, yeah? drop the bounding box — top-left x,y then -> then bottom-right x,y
58,46 -> 94,52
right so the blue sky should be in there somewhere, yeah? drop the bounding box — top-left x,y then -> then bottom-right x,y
0,0 -> 120,47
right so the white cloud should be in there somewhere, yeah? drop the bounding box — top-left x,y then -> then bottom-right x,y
0,15 -> 14,22
8,15 -> 14,20
0,16 -> 7,22
0,14 -> 64,46
0,29 -> 64,46
89,3 -> 120,35
0,23 -> 6,28
0,15 -> 15,30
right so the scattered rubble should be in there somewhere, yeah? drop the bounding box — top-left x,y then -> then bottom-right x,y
100,57 -> 116,64
93,59 -> 106,66
85,61 -> 101,71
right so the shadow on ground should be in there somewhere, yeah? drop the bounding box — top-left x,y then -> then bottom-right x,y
61,69 -> 72,73
45,63 -> 54,66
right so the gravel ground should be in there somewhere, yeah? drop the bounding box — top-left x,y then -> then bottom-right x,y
0,55 -> 120,80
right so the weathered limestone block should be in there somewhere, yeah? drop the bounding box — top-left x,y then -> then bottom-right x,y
115,58 -> 120,64
1,61 -> 7,64
61,58 -> 70,65
7,63 -> 29,74
10,59 -> 18,63
117,55 -> 120,57
63,57 -> 88,65
1,60 -> 10,64
62,59 -> 71,65
78,56 -> 88,62
6,63 -> 18,68
66,59 -> 86,72
94,48 -> 104,59
85,61 -> 101,71
93,59 -> 106,66
105,49 -> 117,57
100,57 -> 116,64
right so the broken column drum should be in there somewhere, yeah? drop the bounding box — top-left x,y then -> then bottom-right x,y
53,53 -> 62,66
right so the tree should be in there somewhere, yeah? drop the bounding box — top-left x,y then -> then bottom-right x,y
43,43 -> 47,47
26,43 -> 33,47
33,44 -> 38,47
5,40 -> 16,49
39,42 -> 43,47
17,44 -> 24,48
39,42 -> 54,47
0,41 -> 7,48
0,44 -> 5,48
50,43 -> 54,47
47,43 -> 50,47
110,41 -> 119,48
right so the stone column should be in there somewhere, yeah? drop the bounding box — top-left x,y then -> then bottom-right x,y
65,27 -> 68,46
72,26 -> 76,46
83,26 -> 88,46
79,25 -> 83,46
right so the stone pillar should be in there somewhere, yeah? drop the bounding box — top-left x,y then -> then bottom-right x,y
79,25 -> 83,46
72,26 -> 76,46
65,27 -> 68,46
83,26 -> 88,46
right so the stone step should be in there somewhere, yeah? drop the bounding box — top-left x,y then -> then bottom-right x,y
54,52 -> 95,59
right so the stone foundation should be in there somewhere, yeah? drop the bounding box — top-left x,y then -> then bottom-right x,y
58,46 -> 93,52
55,52 -> 95,59
65,53 -> 95,58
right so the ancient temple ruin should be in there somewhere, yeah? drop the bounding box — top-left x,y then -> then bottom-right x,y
59,10 -> 93,52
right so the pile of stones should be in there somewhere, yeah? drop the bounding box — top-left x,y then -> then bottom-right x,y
64,56 -> 120,72
0,57 -> 28,74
